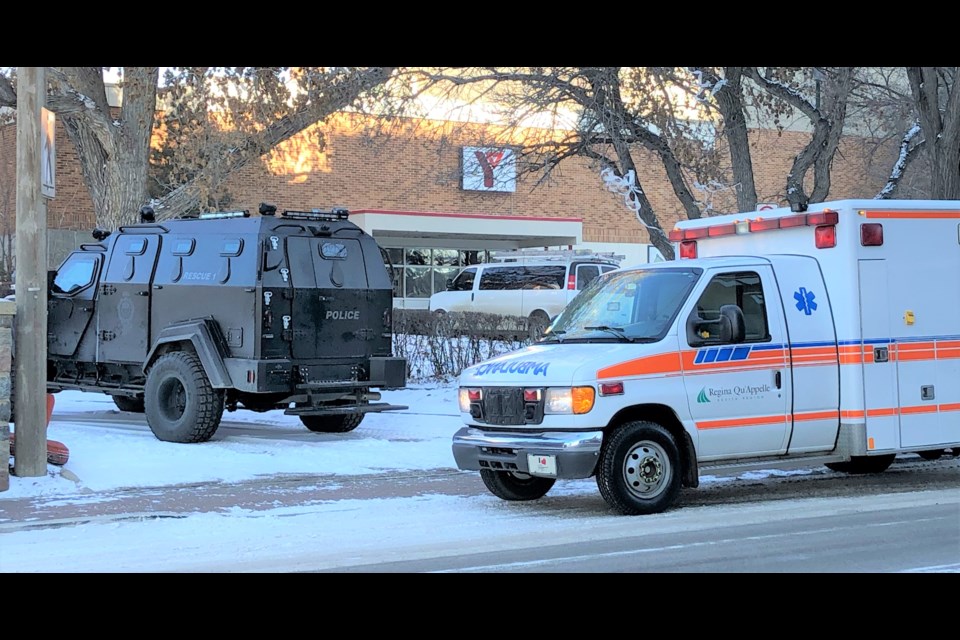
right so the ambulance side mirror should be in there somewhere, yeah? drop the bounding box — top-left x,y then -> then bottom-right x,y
718,304 -> 746,344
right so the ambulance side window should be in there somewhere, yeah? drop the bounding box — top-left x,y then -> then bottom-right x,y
688,271 -> 770,345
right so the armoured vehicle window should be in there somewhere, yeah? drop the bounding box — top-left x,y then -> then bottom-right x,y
53,254 -> 99,294
173,238 -> 195,256
125,237 -> 147,255
220,239 -> 243,256
321,242 -> 348,259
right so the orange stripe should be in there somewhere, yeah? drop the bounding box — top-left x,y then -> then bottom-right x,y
597,352 -> 681,379
841,410 -> 865,419
900,405 -> 939,415
793,410 -> 839,422
697,414 -> 788,430
940,403 -> 960,412
867,407 -> 899,417
864,210 -> 960,219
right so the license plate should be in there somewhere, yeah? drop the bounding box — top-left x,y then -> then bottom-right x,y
527,454 -> 557,476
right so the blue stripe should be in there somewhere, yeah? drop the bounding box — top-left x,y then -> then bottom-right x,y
716,346 -> 734,362
694,350 -> 705,364
703,349 -> 719,363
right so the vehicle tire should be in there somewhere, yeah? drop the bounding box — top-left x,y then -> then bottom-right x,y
144,351 -> 224,443
918,449 -> 944,461
528,310 -> 550,340
596,420 -> 682,515
300,413 -> 365,433
826,454 -> 896,474
112,395 -> 145,413
480,469 -> 555,501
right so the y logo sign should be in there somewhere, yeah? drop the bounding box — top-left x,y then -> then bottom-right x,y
794,287 -> 818,315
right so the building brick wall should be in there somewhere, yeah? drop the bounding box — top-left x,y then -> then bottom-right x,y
2,111 -> 890,255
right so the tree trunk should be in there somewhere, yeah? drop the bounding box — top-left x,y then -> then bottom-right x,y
712,67 -> 758,212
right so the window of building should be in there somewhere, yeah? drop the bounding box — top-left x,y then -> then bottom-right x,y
388,248 -> 491,299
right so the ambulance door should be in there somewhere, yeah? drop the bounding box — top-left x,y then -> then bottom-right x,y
768,255 -> 840,453
682,266 -> 792,460
858,260 -> 901,451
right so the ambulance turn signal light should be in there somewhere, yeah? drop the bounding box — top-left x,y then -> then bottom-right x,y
679,240 -> 697,259
861,223 -> 884,246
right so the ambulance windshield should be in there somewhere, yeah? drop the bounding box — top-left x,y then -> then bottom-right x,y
545,267 -> 702,343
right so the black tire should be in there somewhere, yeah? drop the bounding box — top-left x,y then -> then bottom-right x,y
144,351 -> 224,443
918,449 -> 944,461
596,421 -> 682,515
528,310 -> 550,340
300,413 -> 365,433
112,395 -> 145,413
480,469 -> 555,501
826,454 -> 896,474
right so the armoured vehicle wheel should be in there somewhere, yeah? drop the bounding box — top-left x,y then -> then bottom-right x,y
144,351 -> 224,443
597,420 -> 681,515
825,454 -> 895,474
300,413 -> 365,433
480,469 -> 555,501
112,395 -> 145,413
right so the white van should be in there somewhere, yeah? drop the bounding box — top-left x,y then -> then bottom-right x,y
428,253 -> 619,331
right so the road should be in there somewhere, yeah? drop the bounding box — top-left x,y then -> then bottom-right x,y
4,408 -> 959,572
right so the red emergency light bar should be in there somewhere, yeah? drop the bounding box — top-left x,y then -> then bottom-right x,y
671,209 -> 839,241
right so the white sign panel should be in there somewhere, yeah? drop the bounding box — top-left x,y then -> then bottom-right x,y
41,107 -> 55,199
462,146 -> 516,193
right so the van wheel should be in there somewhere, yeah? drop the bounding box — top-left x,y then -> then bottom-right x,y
300,413 -> 364,433
597,421 -> 682,515
144,351 -> 224,443
918,449 -> 944,461
480,469 -> 555,501
528,310 -> 550,340
112,395 -> 145,413
825,454 -> 895,474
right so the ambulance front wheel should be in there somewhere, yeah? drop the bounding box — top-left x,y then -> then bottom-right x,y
596,420 -> 682,515
480,469 -> 555,501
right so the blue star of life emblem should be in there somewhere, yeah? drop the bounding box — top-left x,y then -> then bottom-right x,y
794,287 -> 817,315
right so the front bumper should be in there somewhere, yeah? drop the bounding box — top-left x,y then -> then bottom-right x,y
451,426 -> 603,479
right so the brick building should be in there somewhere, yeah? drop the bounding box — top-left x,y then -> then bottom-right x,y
0,100 -> 887,308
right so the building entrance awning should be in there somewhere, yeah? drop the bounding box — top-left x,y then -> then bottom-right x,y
349,209 -> 582,249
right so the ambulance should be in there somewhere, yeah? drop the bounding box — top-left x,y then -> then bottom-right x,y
451,199 -> 960,515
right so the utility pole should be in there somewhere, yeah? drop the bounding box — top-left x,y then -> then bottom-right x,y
14,66 -> 48,477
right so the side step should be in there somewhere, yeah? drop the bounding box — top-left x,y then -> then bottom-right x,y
284,403 -> 409,417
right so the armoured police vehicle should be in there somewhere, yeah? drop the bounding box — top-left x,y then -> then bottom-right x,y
44,204 -> 407,443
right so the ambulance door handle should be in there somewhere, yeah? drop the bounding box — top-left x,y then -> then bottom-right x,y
774,370 -> 782,389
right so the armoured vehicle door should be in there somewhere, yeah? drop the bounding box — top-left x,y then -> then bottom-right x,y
48,250 -> 103,357
286,236 -> 379,359
96,233 -> 162,363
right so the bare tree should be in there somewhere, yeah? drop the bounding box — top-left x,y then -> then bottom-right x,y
906,67 -> 960,199
0,67 -> 397,229
402,67 -> 864,259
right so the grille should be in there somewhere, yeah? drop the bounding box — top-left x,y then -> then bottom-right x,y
481,387 -> 526,426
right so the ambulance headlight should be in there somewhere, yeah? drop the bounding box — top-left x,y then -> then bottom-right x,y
544,386 -> 595,415
459,387 -> 481,412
